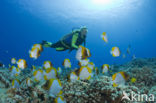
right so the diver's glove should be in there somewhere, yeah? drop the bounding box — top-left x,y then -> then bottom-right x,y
41,40 -> 52,47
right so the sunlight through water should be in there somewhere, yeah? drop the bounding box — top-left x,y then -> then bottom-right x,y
87,0 -> 125,10
8,0 -> 143,22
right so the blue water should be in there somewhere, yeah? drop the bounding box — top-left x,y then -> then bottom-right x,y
0,0 -> 156,68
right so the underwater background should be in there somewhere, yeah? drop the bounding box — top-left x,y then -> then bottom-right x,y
0,0 -> 156,103
0,0 -> 156,68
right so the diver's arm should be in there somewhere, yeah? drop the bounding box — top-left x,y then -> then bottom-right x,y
71,33 -> 79,49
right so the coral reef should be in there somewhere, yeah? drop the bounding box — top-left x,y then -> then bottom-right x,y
0,69 -> 11,88
149,86 -> 156,101
63,76 -> 138,103
128,66 -> 156,88
0,58 -> 156,103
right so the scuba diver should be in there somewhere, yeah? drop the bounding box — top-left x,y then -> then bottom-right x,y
41,26 -> 88,52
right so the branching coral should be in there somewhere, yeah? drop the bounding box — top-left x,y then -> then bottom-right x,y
0,69 -> 11,88
128,66 -> 156,88
0,58 -> 156,103
63,76 -> 138,103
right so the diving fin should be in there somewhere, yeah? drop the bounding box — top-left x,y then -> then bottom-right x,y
41,40 -> 53,47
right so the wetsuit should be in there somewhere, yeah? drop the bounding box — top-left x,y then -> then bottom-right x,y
42,30 -> 86,52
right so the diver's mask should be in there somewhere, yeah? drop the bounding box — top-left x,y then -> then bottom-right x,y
80,27 -> 88,37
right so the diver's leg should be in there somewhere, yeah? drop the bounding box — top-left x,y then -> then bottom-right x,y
42,40 -> 67,51
55,47 -> 66,51
51,41 -> 67,51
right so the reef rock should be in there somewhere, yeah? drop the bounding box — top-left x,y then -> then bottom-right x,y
63,76 -> 138,103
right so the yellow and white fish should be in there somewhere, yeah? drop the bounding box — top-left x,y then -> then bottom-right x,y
63,59 -> 71,69
79,66 -> 92,80
17,59 -> 27,69
76,46 -> 91,61
43,61 -> 52,70
57,67 -> 62,75
11,58 -> 16,64
31,65 -> 36,72
131,77 -> 136,83
76,46 -> 85,60
110,47 -> 121,57
132,54 -> 136,59
12,79 -> 20,89
126,45 -> 131,54
87,62 -> 95,70
26,78 -> 33,87
112,72 -> 129,87
44,67 -> 57,80
94,67 -> 99,75
29,47 -> 40,59
42,78 -> 62,97
54,96 -> 66,103
86,48 -> 91,58
11,66 -> 21,77
78,58 -> 89,66
122,54 -> 126,59
33,69 -> 44,82
32,44 -> 43,52
68,72 -> 79,82
101,32 -> 108,43
101,64 -> 110,74
8,64 -> 11,68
